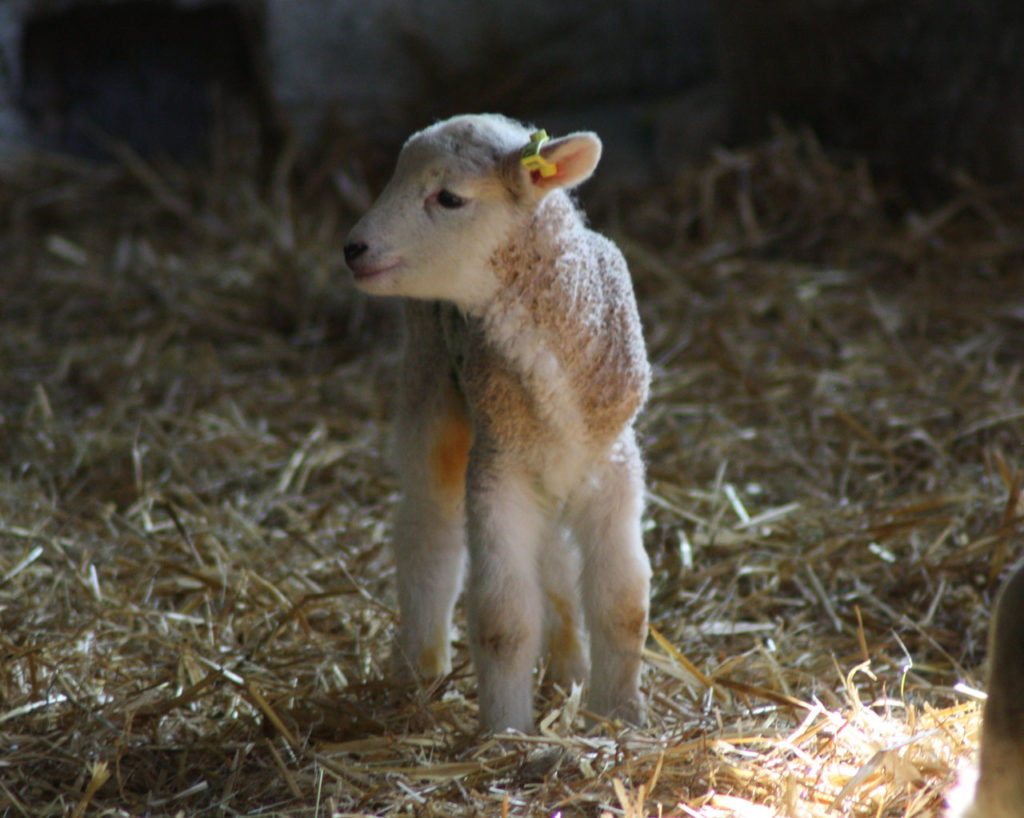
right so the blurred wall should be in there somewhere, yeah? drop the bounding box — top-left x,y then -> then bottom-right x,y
0,0 -> 712,170
4,0 -> 1021,184
265,0 -> 710,145
12,0 -> 259,161
714,0 -> 1024,181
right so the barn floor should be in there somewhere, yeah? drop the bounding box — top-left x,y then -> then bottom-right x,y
2,128 -> 1022,816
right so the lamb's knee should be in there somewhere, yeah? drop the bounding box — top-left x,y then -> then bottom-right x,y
473,614 -> 532,662
470,586 -> 542,661
477,628 -> 522,662
605,599 -> 649,645
589,579 -> 649,648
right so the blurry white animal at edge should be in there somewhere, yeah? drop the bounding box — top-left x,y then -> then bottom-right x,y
948,562 -> 1024,818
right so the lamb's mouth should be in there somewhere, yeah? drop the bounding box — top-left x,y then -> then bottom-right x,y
350,260 -> 402,283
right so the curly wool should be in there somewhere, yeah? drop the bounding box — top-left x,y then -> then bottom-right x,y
469,191 -> 649,451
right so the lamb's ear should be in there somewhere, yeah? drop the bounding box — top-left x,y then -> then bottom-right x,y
521,132 -> 602,195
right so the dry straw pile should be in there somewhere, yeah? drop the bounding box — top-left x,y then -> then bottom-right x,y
2,125 -> 1022,816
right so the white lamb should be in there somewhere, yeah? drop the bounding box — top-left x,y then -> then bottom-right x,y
343,113 -> 652,733
947,561 -> 1024,818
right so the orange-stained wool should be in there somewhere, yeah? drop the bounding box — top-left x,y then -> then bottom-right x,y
429,404 -> 473,510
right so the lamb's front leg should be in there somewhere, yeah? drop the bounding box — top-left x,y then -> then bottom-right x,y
391,490 -> 466,679
570,432 -> 651,726
391,382 -> 471,681
465,459 -> 546,733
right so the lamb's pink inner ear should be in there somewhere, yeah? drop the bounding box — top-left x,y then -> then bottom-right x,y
529,134 -> 602,192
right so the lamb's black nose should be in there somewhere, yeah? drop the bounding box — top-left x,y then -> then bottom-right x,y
344,241 -> 369,264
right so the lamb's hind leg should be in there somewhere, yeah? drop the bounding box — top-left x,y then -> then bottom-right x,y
391,379 -> 471,681
539,525 -> 588,690
569,432 -> 651,725
465,459 -> 547,733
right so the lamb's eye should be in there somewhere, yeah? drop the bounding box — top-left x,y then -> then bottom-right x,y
436,189 -> 466,209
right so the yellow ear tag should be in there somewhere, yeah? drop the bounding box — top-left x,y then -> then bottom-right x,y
520,130 -> 558,178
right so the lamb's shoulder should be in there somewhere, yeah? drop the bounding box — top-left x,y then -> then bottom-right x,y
479,195 -> 649,446
575,228 -> 650,418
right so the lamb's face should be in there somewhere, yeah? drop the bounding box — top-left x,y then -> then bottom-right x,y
343,119 -> 527,309
343,114 -> 602,311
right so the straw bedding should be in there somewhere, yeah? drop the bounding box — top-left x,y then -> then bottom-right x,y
1,126 -> 1022,816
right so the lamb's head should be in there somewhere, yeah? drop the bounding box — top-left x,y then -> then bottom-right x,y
344,113 -> 602,309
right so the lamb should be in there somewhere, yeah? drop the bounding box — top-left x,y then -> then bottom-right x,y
343,113 -> 652,733
947,561 -> 1024,818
